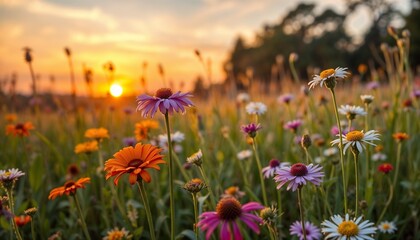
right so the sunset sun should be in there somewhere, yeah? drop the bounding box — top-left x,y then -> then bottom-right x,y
110,83 -> 123,97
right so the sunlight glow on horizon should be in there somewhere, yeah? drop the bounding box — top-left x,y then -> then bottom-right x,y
109,83 -> 123,97
0,0 -> 411,96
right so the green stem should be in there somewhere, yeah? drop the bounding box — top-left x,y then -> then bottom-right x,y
73,194 -> 91,240
6,189 -> 23,240
352,151 -> 359,216
252,140 -> 268,206
31,216 -> 36,240
164,112 -> 175,240
192,194 -> 199,240
329,88 -> 348,213
226,136 -> 249,187
392,143 -> 402,194
137,181 -> 156,240
297,188 -> 307,240
198,166 -> 216,208
377,176 -> 394,224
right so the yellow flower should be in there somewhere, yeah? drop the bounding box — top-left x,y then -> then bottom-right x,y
84,128 -> 109,141
74,141 -> 98,154
103,227 -> 132,240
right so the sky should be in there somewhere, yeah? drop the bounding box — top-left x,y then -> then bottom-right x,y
0,0 -> 411,97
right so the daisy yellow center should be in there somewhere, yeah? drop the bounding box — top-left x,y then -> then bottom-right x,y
225,186 -> 238,195
216,197 -> 242,221
290,163 -> 308,176
155,88 -> 173,99
128,159 -> 143,168
5,172 -> 11,177
320,69 -> 335,79
382,224 -> 390,230
338,221 -> 359,236
107,231 -> 125,240
346,131 -> 364,141
191,178 -> 203,184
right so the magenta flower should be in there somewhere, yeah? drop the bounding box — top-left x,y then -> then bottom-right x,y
274,163 -> 324,191
284,120 -> 302,133
241,123 -> 262,138
262,159 -> 290,179
278,93 -> 294,104
136,88 -> 193,117
290,220 -> 322,240
197,197 -> 264,240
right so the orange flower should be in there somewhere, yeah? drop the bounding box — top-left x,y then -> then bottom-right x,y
48,177 -> 91,200
104,143 -> 165,185
74,141 -> 98,154
5,113 -> 17,123
5,122 -> 34,137
392,132 -> 409,142
134,120 -> 159,141
14,215 -> 31,227
84,127 -> 109,141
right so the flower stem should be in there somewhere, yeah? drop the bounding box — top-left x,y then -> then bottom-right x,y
192,193 -> 199,240
137,181 -> 156,240
6,189 -> 23,240
329,88 -> 348,213
164,112 -> 175,240
377,175 -> 394,224
297,188 -> 307,240
31,216 -> 36,240
198,166 -> 216,208
352,151 -> 359,216
392,142 -> 402,193
252,140 -> 268,206
72,194 -> 91,240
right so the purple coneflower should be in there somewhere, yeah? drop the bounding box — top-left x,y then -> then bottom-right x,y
136,88 -> 193,117
262,159 -> 290,179
284,120 -> 302,133
290,220 -> 322,240
274,163 -> 324,191
197,197 -> 264,240
241,123 -> 262,138
278,93 -> 294,104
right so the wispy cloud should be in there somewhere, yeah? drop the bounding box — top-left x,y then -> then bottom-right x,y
2,0 -> 118,29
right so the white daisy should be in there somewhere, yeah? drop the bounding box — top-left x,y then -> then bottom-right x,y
323,147 -> 338,157
236,93 -> 250,104
331,130 -> 380,154
237,150 -> 252,160
372,152 -> 387,161
187,149 -> 203,166
377,221 -> 397,234
308,67 -> 349,89
360,95 -> 374,104
322,214 -> 377,240
245,102 -> 267,115
338,105 -> 367,119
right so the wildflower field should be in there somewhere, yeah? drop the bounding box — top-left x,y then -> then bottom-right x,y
1,30 -> 420,240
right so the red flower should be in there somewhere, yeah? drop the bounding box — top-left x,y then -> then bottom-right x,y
378,163 -> 393,174
14,215 -> 31,227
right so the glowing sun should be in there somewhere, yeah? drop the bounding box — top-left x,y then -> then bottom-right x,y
110,83 -> 123,97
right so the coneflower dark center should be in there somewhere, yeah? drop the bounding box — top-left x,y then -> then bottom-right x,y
64,181 -> 75,189
269,159 -> 280,168
15,123 -> 24,130
290,163 -> 308,176
155,88 -> 173,99
216,198 -> 242,221
128,159 -> 143,168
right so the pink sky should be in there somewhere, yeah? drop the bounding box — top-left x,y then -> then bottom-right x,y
0,0 -> 410,97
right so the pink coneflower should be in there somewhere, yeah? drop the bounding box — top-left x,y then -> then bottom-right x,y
262,159 -> 290,179
241,123 -> 262,138
136,88 -> 193,117
274,163 -> 324,191
278,93 -> 294,104
284,120 -> 302,133
290,220 -> 322,240
197,197 -> 264,240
